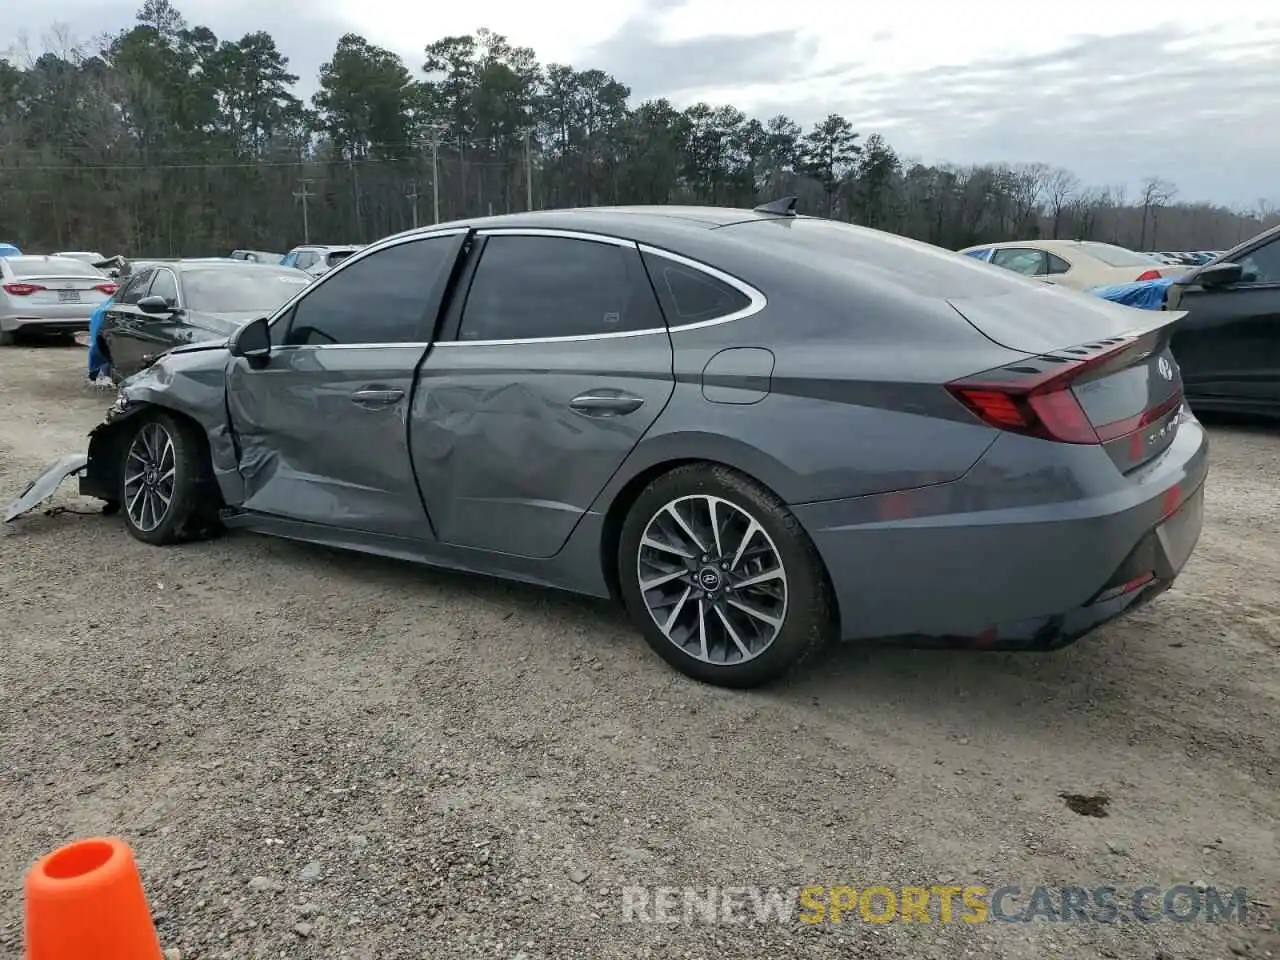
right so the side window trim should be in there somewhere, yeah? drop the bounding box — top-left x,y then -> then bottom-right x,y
437,228 -> 665,347
150,267 -> 182,308
267,228 -> 471,347
635,245 -> 767,331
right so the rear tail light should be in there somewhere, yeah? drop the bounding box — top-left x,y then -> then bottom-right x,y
94,282 -> 118,295
1135,269 -> 1162,281
2,282 -> 46,296
946,337 -> 1145,445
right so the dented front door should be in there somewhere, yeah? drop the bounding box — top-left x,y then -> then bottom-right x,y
224,230 -> 470,541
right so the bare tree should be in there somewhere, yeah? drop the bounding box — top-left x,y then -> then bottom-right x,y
1139,176 -> 1177,249
1045,167 -> 1080,239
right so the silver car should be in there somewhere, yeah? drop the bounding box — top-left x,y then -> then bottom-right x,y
0,255 -> 116,344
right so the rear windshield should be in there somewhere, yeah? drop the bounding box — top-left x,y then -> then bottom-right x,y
724,218 -> 1035,298
183,268 -> 312,314
8,256 -> 105,278
1078,243 -> 1161,268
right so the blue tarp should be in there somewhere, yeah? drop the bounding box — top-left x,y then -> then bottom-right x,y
0,243 -> 21,258
87,301 -> 111,379
1089,276 -> 1176,311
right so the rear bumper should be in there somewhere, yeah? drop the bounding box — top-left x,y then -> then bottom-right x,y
792,413 -> 1209,646
1,314 -> 94,333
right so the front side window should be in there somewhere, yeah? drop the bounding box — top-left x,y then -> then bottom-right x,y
1236,238 -> 1280,284
457,235 -> 660,341
148,269 -> 179,305
282,238 -> 455,346
990,248 -> 1048,276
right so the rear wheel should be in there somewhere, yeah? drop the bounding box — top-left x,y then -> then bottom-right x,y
0,331 -> 14,346
618,464 -> 835,688
119,412 -> 221,545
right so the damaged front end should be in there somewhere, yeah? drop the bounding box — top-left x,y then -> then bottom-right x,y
4,387 -> 142,523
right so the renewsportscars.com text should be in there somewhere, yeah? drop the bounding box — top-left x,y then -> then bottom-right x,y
620,885 -> 1250,925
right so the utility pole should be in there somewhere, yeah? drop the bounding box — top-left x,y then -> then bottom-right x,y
292,178 -> 313,244
427,125 -> 442,224
523,129 -> 533,211
405,178 -> 420,229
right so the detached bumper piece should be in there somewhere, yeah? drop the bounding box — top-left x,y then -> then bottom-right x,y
3,454 -> 89,523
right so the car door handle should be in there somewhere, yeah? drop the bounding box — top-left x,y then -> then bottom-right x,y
569,392 -> 646,417
351,388 -> 405,408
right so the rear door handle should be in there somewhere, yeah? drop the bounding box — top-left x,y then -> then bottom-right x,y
351,388 -> 405,408
569,392 -> 646,417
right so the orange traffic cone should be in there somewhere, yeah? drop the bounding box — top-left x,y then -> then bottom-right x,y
24,837 -> 163,960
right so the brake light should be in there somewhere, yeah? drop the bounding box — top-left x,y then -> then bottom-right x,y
2,282 -> 46,296
1135,269 -> 1162,281
94,282 -> 118,295
946,337 -> 1139,444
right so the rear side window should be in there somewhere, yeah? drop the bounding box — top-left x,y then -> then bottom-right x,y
326,250 -> 355,268
1046,253 -> 1072,275
641,252 -> 752,326
283,237 -> 455,346
457,235 -> 661,341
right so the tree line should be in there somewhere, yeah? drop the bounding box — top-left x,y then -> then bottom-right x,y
2,0 -> 1276,258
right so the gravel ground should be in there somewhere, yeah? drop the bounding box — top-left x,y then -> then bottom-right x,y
0,343 -> 1277,960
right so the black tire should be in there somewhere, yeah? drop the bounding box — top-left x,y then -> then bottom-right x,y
617,463 -> 835,688
118,411 -> 221,545
0,330 -> 14,346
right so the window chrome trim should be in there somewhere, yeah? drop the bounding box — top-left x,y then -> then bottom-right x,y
265,227 -> 472,329
636,245 -> 768,332
473,227 -> 636,247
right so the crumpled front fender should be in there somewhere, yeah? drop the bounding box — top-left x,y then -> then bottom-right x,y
77,401 -> 151,504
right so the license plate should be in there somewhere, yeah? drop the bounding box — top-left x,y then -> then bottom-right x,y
1156,486 -> 1203,573
58,290 -> 80,303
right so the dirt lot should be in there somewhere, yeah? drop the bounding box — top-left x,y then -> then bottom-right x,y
0,343 -> 1276,960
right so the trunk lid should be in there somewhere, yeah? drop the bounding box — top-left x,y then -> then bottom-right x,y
4,275 -> 112,308
948,288 -> 1188,473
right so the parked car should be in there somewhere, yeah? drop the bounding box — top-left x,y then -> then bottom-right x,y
229,249 -> 285,264
0,255 -> 117,344
1092,223 -> 1280,417
281,244 -> 362,277
97,259 -> 313,380
52,251 -> 107,264
7,202 -> 1207,689
960,240 -> 1188,290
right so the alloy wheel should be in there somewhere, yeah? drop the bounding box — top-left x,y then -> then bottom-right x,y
635,495 -> 789,665
124,421 -> 176,533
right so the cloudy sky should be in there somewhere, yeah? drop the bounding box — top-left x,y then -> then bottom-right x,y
8,0 -> 1279,207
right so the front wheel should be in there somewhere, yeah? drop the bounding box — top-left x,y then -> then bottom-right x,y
618,464 -> 835,688
119,412 -> 220,545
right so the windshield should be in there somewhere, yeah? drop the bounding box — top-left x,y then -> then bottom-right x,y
8,256 -> 106,278
1078,243 -> 1160,268
183,268 -> 312,314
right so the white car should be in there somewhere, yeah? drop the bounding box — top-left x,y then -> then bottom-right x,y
0,255 -> 117,344
959,240 -> 1190,291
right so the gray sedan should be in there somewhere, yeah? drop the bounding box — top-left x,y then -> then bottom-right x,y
1,255 -> 116,343
6,201 -> 1208,688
